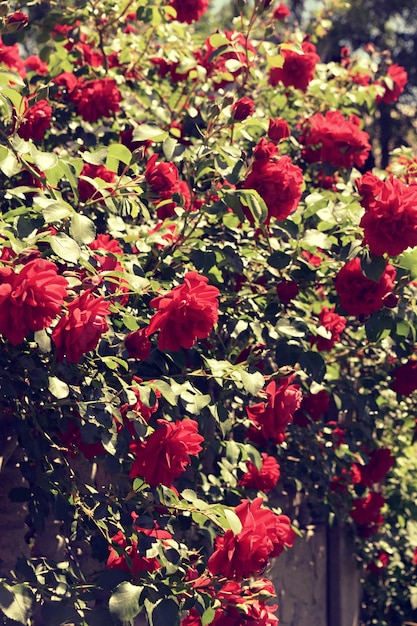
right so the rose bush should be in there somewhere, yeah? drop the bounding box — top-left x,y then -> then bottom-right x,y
0,1 -> 416,625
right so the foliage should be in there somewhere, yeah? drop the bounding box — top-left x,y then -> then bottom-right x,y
0,1 -> 416,625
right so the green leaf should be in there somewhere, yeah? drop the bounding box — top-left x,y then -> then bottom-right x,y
298,351 -> 326,382
106,143 -> 132,171
35,197 -> 72,222
163,136 -> 178,161
240,369 -> 265,395
70,213 -> 96,244
49,232 -> 81,263
48,376 -> 70,399
30,146 -> 58,171
201,605 -> 216,626
224,508 -> 243,535
0,145 -> 21,177
397,248 -> 417,279
360,252 -> 386,282
365,311 -> 393,343
267,251 -> 291,269
109,582 -> 143,622
0,583 -> 34,624
132,124 -> 168,142
147,597 -> 179,626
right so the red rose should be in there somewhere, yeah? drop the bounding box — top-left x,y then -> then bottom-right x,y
242,153 -> 303,222
367,550 -> 390,576
0,258 -> 68,345
169,0 -> 208,23
107,529 -> 165,574
334,257 -> 396,316
268,117 -> 290,143
78,163 -> 116,201
300,110 -> 371,169
311,306 -> 347,351
70,78 -> 121,122
52,72 -> 79,98
145,154 -> 191,219
125,328 -> 152,360
293,389 -> 330,427
350,492 -> 384,537
357,175 -> 417,257
5,11 -> 28,32
269,41 -> 319,91
391,359 -> 417,395
208,497 -> 296,579
276,279 -> 299,304
18,99 -> 52,141
147,271 -> 220,352
129,419 -> 203,486
246,377 -> 302,444
52,291 -> 110,362
273,3 -> 291,20
352,448 -> 394,487
376,64 -> 407,105
0,37 -> 26,77
231,97 -> 255,121
146,154 -> 179,193
212,580 -> 279,626
356,171 -> 384,210
238,453 -> 281,492
24,55 -> 49,76
89,234 -> 123,255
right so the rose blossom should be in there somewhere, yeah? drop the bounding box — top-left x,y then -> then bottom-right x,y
89,234 -> 123,256
350,492 -> 385,537
242,141 -> 303,222
169,0 -> 208,23
390,359 -> 417,396
231,97 -> 255,121
273,3 -> 291,20
70,78 -> 121,123
129,419 -> 203,486
52,291 -> 110,362
124,328 -> 152,360
246,377 -> 302,444
78,163 -> 116,201
276,279 -> 299,304
268,117 -> 290,143
367,551 -> 390,576
208,497 -> 296,579
269,41 -> 319,92
0,258 -> 68,345
300,110 -> 371,169
357,175 -> 417,257
145,154 -> 190,219
376,64 -> 407,105
147,271 -> 220,351
24,55 -> 49,75
0,36 -> 26,77
4,11 -> 28,32
293,389 -> 330,427
352,448 -> 394,488
334,257 -> 396,316
238,453 -> 281,492
311,306 -> 347,351
18,99 -> 52,142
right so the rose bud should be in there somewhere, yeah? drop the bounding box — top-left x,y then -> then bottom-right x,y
5,11 -> 28,32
